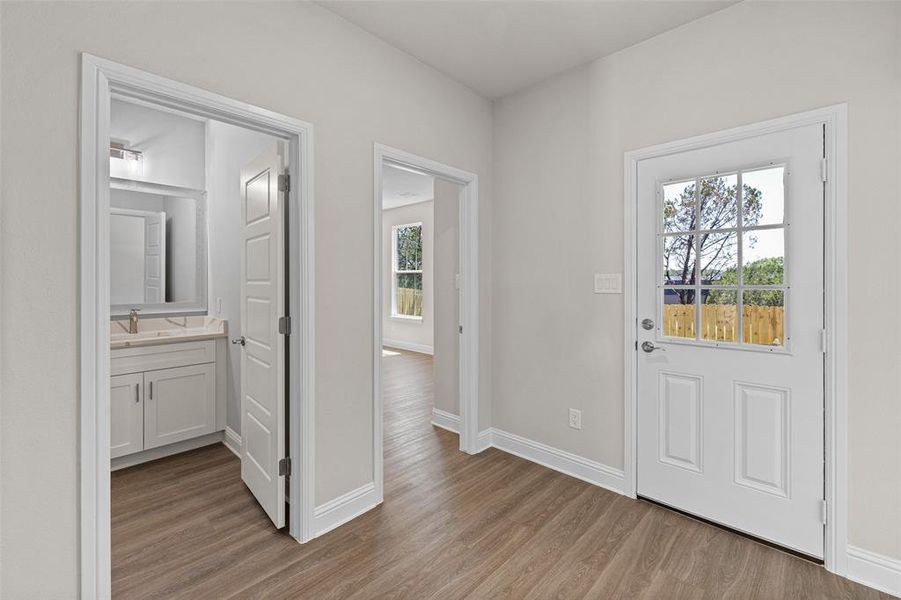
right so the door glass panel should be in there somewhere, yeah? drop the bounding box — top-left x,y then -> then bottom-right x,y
699,174 -> 738,230
742,229 -> 784,285
743,290 -> 785,346
699,231 -> 738,284
742,166 -> 784,227
662,288 -> 696,339
701,289 -> 738,342
663,235 -> 696,286
662,180 -> 696,233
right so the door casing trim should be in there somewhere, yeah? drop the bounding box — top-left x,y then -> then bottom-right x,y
79,53 -> 316,599
623,104 -> 848,575
373,144 -> 481,509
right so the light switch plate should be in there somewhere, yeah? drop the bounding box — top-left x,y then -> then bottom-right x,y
594,273 -> 622,294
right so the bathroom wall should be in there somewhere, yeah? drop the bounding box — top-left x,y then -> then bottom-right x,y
110,98 -> 206,190
206,120 -> 278,435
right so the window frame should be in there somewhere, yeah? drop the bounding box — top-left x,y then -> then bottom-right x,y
390,221 -> 424,320
656,160 -> 791,353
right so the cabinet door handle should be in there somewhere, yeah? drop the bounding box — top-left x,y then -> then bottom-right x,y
149,381 -> 153,400
135,383 -> 140,403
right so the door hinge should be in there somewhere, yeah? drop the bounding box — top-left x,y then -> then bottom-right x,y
820,158 -> 828,183
820,499 -> 828,524
820,329 -> 828,354
279,457 -> 291,477
278,173 -> 291,193
278,316 -> 291,336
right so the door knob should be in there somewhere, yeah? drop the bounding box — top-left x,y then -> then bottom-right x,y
641,318 -> 655,330
641,341 -> 665,353
231,336 -> 246,346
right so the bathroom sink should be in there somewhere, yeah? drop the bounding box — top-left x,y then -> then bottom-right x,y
110,317 -> 228,348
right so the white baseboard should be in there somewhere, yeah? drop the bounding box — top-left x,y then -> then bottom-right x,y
431,408 -> 460,433
846,546 -> 901,598
383,339 -> 434,355
486,428 -> 625,495
475,428 -> 493,453
313,482 -> 381,537
223,427 -> 241,458
111,431 -> 224,471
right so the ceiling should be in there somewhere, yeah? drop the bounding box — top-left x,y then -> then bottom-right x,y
318,1 -> 735,99
383,164 -> 434,210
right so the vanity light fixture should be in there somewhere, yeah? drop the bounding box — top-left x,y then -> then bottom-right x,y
110,141 -> 144,178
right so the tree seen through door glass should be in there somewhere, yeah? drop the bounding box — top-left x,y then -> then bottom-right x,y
394,224 -> 423,318
662,180 -> 695,233
698,174 -> 739,230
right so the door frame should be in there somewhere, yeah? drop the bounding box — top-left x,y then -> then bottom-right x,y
373,144 -> 481,504
79,54 -> 316,599
623,105 -> 848,574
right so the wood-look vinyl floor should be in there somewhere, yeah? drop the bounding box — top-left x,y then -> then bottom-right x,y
112,348 -> 888,599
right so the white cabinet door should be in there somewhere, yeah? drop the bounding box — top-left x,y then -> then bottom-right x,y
110,373 -> 144,459
144,364 -> 216,449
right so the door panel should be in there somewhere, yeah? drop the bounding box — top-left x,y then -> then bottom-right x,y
636,124 -> 824,557
143,364 -> 215,449
239,144 -> 287,528
110,373 -> 144,459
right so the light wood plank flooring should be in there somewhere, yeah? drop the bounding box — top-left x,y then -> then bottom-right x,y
112,348 -> 888,599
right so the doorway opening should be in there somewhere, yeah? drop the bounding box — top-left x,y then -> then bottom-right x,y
79,55 -> 314,598
373,145 -> 480,506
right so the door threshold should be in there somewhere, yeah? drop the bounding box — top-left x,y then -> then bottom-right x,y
637,495 -> 824,565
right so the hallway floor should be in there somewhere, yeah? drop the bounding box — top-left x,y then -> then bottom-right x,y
111,348 -> 887,599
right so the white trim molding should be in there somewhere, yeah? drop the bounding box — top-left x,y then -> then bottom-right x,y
846,546 -> 901,598
430,408 -> 460,433
223,427 -> 242,458
383,339 -> 434,355
313,482 -> 380,537
623,105 -> 848,576
488,429 -> 625,494
373,143 -> 481,515
79,54 -> 316,599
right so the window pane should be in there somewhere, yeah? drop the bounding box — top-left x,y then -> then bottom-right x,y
701,289 -> 738,342
395,273 -> 422,317
742,166 -> 784,227
662,180 -> 696,233
742,229 -> 784,285
699,174 -> 738,230
395,225 -> 422,271
699,231 -> 737,284
662,235 -> 696,285
662,288 -> 696,339
743,290 -> 784,346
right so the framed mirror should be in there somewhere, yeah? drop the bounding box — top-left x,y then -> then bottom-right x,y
110,177 -> 208,317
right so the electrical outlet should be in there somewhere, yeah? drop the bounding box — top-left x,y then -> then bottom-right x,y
568,408 -> 582,430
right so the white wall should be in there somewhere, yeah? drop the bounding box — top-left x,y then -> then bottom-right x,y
110,98 -> 206,190
382,200 -> 434,353
433,179 -> 460,415
206,120 -> 279,435
0,2 -> 492,596
492,0 -> 901,565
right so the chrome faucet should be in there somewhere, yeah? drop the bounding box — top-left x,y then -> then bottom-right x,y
128,308 -> 140,334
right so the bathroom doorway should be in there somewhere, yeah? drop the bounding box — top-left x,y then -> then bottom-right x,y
79,55 -> 315,598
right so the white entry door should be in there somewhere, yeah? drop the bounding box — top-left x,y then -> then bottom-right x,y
238,144 -> 288,528
636,123 -> 825,557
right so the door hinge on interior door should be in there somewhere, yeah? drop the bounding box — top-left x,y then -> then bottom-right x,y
278,173 -> 291,193
279,316 -> 291,335
820,499 -> 828,524
279,457 -> 291,477
820,158 -> 828,183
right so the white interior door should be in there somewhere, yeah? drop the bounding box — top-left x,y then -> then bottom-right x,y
239,144 -> 287,528
143,210 -> 166,303
636,124 -> 825,557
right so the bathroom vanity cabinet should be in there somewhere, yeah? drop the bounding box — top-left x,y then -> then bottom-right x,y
110,326 -> 228,469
